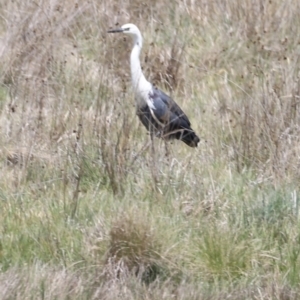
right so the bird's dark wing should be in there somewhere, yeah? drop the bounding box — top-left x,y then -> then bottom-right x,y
137,86 -> 200,147
148,87 -> 191,127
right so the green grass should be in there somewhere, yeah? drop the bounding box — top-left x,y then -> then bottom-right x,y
1,0 -> 300,298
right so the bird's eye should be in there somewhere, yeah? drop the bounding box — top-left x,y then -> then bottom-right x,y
124,27 -> 130,31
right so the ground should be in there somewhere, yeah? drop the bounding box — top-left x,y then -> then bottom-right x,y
0,0 -> 300,299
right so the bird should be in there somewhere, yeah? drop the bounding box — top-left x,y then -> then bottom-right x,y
107,23 -> 200,147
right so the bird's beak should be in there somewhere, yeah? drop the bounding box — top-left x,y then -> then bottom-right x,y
107,28 -> 124,33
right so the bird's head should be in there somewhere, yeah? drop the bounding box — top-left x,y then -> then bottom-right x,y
108,23 -> 142,45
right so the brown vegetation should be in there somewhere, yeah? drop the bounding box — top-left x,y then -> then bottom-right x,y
0,0 -> 300,298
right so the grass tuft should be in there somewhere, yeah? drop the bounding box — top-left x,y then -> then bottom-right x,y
105,211 -> 166,284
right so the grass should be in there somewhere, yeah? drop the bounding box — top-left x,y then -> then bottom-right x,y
1,0 -> 300,298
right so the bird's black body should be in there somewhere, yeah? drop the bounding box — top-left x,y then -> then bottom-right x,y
137,87 -> 200,147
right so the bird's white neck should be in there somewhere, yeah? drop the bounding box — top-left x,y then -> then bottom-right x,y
130,37 -> 151,100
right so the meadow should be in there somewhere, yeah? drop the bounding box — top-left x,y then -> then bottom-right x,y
0,0 -> 300,299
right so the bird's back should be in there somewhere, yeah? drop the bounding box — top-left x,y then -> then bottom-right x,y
136,87 -> 200,147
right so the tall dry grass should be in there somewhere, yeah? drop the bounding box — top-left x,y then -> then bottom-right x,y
0,0 -> 300,299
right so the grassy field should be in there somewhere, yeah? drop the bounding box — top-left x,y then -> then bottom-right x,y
1,0 -> 300,299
